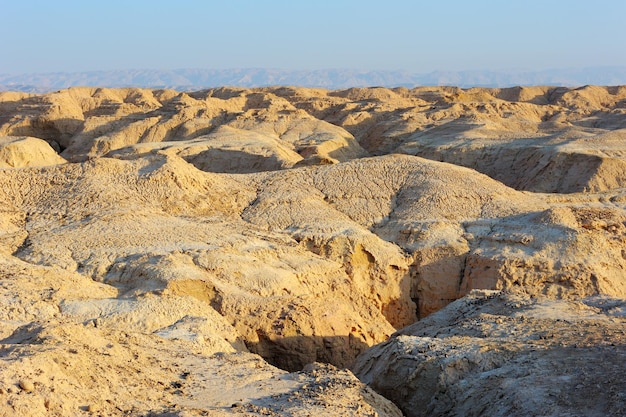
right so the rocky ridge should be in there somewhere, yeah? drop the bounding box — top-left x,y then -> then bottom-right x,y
354,290 -> 626,417
0,85 -> 625,416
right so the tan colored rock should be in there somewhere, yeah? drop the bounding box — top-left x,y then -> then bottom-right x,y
18,379 -> 34,392
461,206 -> 626,300
3,85 -> 626,192
0,153 -> 416,369
108,125 -> 305,173
2,86 -> 626,415
0,309 -> 401,416
0,136 -> 66,168
353,290 -> 626,417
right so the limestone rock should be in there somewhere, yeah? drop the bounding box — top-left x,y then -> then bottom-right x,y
107,125 -> 305,173
1,317 -> 401,417
353,290 -> 626,417
2,86 -> 626,416
0,136 -> 66,168
3,85 -> 626,192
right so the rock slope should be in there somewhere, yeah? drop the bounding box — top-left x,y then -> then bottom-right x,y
0,86 -> 625,416
353,290 -> 626,417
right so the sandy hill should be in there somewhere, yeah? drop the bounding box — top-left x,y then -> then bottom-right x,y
0,86 -> 624,416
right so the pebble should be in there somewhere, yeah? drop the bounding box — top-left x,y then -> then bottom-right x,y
19,380 -> 35,392
87,403 -> 100,412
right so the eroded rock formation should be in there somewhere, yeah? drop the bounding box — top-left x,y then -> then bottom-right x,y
0,85 -> 625,416
353,291 -> 626,417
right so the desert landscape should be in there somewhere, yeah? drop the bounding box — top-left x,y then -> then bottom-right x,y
0,85 -> 625,416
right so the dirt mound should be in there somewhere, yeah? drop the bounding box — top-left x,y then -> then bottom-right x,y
0,136 -> 66,168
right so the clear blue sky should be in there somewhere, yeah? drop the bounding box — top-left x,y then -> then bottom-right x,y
2,0 -> 625,74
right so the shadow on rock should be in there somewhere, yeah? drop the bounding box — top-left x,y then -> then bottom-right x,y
246,333 -> 371,372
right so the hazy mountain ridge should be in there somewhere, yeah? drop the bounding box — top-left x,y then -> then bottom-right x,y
2,66 -> 626,92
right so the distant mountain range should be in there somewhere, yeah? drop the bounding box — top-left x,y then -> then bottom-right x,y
1,67 -> 626,92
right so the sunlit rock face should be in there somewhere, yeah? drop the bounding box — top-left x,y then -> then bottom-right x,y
0,85 -> 625,416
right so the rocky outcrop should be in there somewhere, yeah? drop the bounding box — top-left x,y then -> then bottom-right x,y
353,290 -> 626,417
0,136 -> 66,168
3,85 -> 626,192
0,154 -> 416,371
1,148 -> 625,365
1,86 -> 626,415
